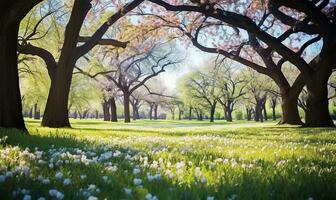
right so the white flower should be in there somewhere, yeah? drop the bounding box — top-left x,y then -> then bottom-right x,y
37,197 -> 46,200
133,178 -> 142,186
5,171 -> 13,178
201,177 -> 207,184
133,168 -> 141,175
100,151 -> 112,160
195,167 -> 202,178
88,196 -> 98,200
124,188 -> 132,195
63,178 -> 71,186
0,175 -> 5,183
23,194 -> 32,200
80,175 -> 87,180
55,172 -> 63,180
42,178 -> 50,185
145,193 -> 153,200
207,196 -> 215,200
49,189 -> 64,199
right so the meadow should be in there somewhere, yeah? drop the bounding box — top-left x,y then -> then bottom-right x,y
0,119 -> 335,200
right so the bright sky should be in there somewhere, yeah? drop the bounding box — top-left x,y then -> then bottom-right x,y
160,43 -> 214,92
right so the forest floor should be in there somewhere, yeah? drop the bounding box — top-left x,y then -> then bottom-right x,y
0,119 -> 335,200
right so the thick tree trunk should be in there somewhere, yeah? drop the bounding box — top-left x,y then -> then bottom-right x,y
305,78 -> 334,127
41,0 -> 91,128
33,103 -> 40,120
227,109 -> 233,122
124,93 -> 131,123
279,91 -> 303,125
0,17 -> 26,130
110,97 -> 118,122
102,100 -> 110,121
254,102 -> 261,122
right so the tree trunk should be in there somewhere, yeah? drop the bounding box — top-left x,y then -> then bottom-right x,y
279,92 -> 303,125
149,104 -> 153,120
102,100 -> 110,121
33,103 -> 40,120
124,93 -> 131,123
305,78 -> 334,127
154,104 -> 158,120
110,97 -> 118,122
246,108 -> 252,121
210,104 -> 216,122
262,104 -> 268,121
189,106 -> 192,120
227,108 -> 233,122
29,107 -> 33,118
254,102 -> 261,122
95,110 -> 98,119
41,0 -> 91,128
272,105 -> 276,121
74,111 -> 77,119
0,15 -> 26,130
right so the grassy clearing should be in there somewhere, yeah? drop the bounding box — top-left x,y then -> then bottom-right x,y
0,119 -> 335,200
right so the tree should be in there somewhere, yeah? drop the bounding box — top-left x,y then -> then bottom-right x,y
147,0 -> 336,127
182,66 -> 222,122
18,0 -> 143,127
0,0 -> 43,131
216,63 -> 247,122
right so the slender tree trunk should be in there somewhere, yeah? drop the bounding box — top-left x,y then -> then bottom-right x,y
263,104 -> 268,121
246,108 -> 252,121
29,107 -> 33,118
210,104 -> 216,122
33,103 -> 40,120
74,111 -> 77,119
272,104 -> 276,121
154,104 -> 158,120
95,110 -> 98,119
305,76 -> 334,127
124,93 -> 131,123
41,0 -> 91,128
199,112 -> 203,121
189,106 -> 192,120
0,16 -> 26,130
110,97 -> 118,122
223,106 -> 228,121
149,104 -> 153,120
254,102 -> 260,122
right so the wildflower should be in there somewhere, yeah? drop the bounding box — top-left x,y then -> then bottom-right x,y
37,197 -> 46,200
55,172 -> 63,180
49,189 -> 64,199
5,171 -> 13,178
207,197 -> 215,200
0,175 -> 5,183
195,167 -> 202,178
133,178 -> 142,186
63,178 -> 71,186
201,177 -> 207,184
88,196 -> 98,200
80,175 -> 87,180
133,168 -> 141,175
23,194 -> 32,200
123,188 -> 132,195
42,178 -> 50,185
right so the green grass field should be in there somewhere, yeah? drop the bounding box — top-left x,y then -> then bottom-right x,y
0,119 -> 335,200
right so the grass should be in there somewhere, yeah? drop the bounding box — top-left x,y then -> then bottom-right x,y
0,119 -> 335,200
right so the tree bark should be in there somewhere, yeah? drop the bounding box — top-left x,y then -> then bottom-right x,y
188,106 -> 192,120
305,76 -> 335,127
149,104 -> 153,120
110,97 -> 118,122
279,90 -> 303,125
154,104 -> 158,120
33,103 -> 40,120
124,93 -> 131,123
102,100 -> 110,121
41,0 -> 92,128
0,5 -> 34,131
209,103 -> 216,122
